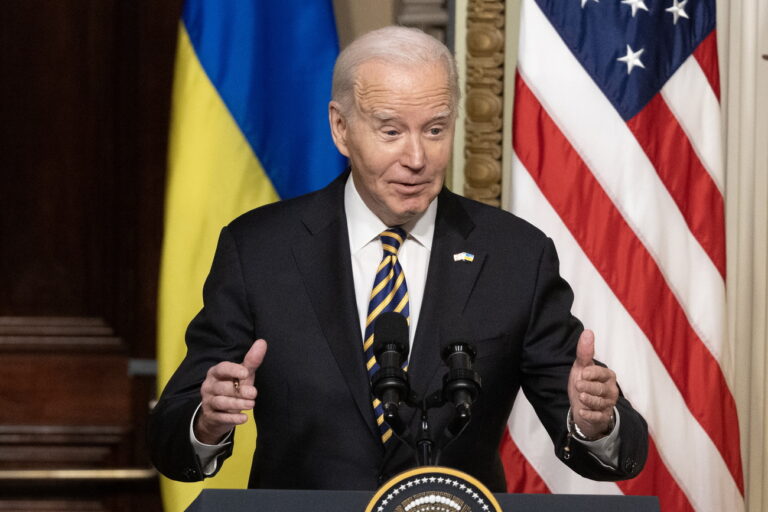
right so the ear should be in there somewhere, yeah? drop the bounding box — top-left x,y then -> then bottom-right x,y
328,101 -> 351,158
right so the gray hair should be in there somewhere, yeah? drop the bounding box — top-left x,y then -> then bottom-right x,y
331,26 -> 460,117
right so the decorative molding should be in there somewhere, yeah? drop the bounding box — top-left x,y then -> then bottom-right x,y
0,317 -> 123,352
0,425 -> 128,445
0,468 -> 156,481
0,426 -> 130,470
463,0 -> 505,206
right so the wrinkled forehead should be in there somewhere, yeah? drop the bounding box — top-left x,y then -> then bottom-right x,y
351,59 -> 453,117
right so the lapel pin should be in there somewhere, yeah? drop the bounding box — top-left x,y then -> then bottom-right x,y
453,252 -> 475,263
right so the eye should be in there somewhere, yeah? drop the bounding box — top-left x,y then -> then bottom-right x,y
385,129 -> 399,137
429,127 -> 443,136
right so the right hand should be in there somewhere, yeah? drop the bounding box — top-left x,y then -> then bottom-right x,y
194,339 -> 267,444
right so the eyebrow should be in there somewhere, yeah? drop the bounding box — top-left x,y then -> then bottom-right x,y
431,110 -> 453,121
371,111 -> 397,122
371,109 -> 453,122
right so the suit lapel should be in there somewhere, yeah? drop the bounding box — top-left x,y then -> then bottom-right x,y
383,189 -> 487,466
291,175 -> 381,442
408,189 -> 486,406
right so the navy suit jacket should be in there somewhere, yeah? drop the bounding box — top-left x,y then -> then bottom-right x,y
148,172 -> 647,491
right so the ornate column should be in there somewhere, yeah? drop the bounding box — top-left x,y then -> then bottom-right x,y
463,0 -> 505,207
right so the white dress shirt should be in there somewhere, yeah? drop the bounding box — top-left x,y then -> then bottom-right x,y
344,173 -> 436,345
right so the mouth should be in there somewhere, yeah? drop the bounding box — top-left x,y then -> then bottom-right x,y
391,181 -> 429,195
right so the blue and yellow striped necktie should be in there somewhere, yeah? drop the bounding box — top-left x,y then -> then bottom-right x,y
364,227 -> 410,443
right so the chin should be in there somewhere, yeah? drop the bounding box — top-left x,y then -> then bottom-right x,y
394,204 -> 429,223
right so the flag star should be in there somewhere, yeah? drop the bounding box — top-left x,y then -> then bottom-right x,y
617,44 -> 646,74
666,0 -> 689,24
621,0 -> 649,16
581,0 -> 599,7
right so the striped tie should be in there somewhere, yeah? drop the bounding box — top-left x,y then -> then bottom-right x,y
364,227 -> 410,443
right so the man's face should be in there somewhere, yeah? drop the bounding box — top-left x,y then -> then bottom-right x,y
329,60 -> 455,227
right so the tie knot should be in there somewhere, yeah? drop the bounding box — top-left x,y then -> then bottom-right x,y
380,227 -> 407,255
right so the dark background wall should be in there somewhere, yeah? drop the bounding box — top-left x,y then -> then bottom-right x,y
0,1 -> 183,509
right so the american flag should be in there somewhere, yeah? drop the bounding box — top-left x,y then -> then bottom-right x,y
505,0 -> 743,510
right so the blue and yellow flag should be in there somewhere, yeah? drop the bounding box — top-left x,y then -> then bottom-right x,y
157,1 -> 345,510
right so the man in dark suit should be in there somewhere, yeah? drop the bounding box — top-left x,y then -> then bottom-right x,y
148,26 -> 647,492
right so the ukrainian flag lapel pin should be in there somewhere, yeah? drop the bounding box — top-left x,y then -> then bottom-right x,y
453,252 -> 475,263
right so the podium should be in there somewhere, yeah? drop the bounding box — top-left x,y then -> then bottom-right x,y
186,488 -> 660,511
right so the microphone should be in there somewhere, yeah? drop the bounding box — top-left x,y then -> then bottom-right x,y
441,325 -> 482,420
371,312 -> 410,424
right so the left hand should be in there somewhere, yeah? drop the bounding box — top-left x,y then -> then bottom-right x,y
567,330 -> 618,440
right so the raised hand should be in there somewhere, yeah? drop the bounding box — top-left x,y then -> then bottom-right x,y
194,339 -> 267,444
567,330 -> 618,440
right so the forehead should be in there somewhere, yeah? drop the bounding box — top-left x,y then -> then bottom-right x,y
352,59 -> 452,117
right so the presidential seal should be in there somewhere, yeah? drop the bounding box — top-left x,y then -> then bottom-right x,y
365,466 -> 503,512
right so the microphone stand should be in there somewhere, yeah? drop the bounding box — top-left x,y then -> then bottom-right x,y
398,384 -> 478,467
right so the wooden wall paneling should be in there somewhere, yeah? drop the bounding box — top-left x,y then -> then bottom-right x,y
0,1 -> 183,510
111,0 -> 184,484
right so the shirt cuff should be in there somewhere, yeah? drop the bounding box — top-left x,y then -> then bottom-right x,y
189,402 -> 233,476
567,407 -> 621,468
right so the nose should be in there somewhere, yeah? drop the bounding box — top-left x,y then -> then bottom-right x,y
400,133 -> 425,170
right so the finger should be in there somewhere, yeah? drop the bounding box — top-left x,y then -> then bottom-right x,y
575,407 -> 614,424
581,366 -> 615,382
208,361 -> 250,382
575,330 -> 595,368
209,395 -> 255,413
202,411 -> 249,427
242,339 -> 268,384
210,380 -> 257,399
576,376 -> 617,394
575,379 -> 609,397
578,391 -> 616,411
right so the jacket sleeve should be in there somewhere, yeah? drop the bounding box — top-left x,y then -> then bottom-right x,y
147,226 -> 254,481
520,237 -> 648,480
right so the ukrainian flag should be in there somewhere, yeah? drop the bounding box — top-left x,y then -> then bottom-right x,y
157,2 -> 345,510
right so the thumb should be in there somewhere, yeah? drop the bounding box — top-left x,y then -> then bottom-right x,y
242,339 -> 267,384
575,330 -> 595,368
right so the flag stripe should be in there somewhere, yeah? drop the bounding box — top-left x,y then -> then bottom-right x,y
512,72 -> 744,493
692,30 -> 721,101
616,438 -> 695,512
499,429 -> 551,494
661,55 -> 724,194
626,93 -> 726,278
511,156 -> 742,512
508,393 -> 623,495
181,1 -> 344,199
516,0 -> 727,368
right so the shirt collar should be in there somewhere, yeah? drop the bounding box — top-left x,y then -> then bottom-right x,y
344,173 -> 436,253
